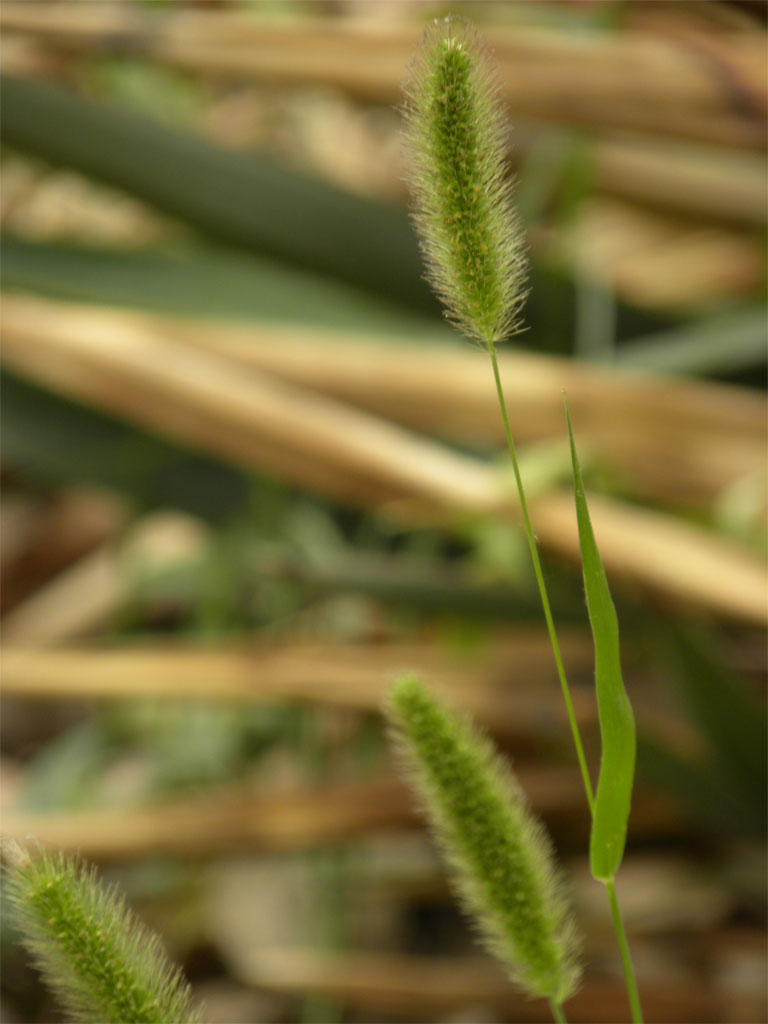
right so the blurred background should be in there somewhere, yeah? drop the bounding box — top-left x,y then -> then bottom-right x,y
1,1 -> 766,1022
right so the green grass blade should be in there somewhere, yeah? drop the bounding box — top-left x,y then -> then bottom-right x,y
565,397 -> 636,882
0,234 -> 583,352
0,235 -> 449,338
0,73 -> 431,313
613,304 -> 767,376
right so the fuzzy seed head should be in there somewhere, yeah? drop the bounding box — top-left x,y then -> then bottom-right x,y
403,18 -> 527,347
4,843 -> 203,1023
387,676 -> 581,1004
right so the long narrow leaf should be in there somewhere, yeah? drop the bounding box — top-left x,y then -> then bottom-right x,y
614,305 -> 767,376
0,73 -> 432,312
0,235 -> 446,337
565,398 -> 636,882
0,235 -> 584,350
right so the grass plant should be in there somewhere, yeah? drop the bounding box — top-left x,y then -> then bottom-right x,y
3,15 -> 695,1024
388,16 -> 644,1022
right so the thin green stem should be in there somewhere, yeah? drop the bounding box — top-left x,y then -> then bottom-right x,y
488,342 -> 595,815
488,343 -> 644,1022
549,999 -> 568,1023
605,878 -> 644,1023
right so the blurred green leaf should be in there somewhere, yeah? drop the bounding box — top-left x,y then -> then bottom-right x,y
1,371 -> 250,521
3,372 -> 567,623
22,701 -> 295,810
656,621 -> 767,814
0,73 -> 433,313
2,76 -> 649,357
1,234 -> 602,355
638,734 -> 762,839
80,59 -> 206,126
0,235 -> 447,337
613,305 -> 767,375
21,718 -> 118,812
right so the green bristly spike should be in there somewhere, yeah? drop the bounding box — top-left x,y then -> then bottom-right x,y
387,676 -> 581,1008
4,842 -> 203,1024
403,18 -> 527,347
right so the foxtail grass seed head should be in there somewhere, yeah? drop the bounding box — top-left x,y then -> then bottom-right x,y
386,676 -> 581,1004
403,17 -> 527,348
4,842 -> 203,1024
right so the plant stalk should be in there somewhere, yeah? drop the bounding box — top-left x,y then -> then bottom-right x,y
605,878 -> 644,1023
488,342 -> 595,814
489,342 -> 644,1022
549,999 -> 568,1023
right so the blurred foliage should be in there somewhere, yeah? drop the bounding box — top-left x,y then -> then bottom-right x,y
0,73 -> 432,313
629,609 -> 767,841
1,372 -> 251,521
646,621 -> 767,836
0,233 -> 448,336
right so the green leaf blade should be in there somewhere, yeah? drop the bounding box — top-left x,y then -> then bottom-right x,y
0,72 -> 431,313
565,399 -> 636,882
